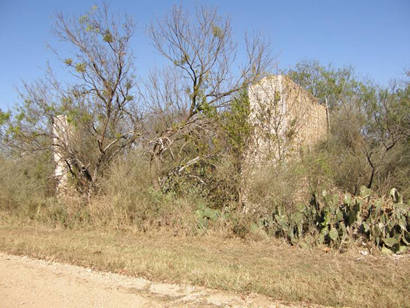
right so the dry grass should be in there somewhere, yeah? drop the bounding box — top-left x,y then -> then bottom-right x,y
0,222 -> 408,308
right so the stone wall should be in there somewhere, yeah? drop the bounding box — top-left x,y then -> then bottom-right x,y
240,75 -> 328,206
245,75 -> 327,168
52,115 -> 70,194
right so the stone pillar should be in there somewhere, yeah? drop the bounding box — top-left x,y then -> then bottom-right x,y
53,115 -> 70,194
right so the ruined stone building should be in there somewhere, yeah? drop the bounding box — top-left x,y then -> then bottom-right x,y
245,75 -> 327,168
52,75 -> 328,196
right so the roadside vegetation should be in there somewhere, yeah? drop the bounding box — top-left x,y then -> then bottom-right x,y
0,4 -> 409,307
0,224 -> 409,308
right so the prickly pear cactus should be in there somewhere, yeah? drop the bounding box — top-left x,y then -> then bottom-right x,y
267,186 -> 409,252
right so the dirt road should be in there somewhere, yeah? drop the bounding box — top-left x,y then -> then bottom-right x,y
0,253 -> 324,308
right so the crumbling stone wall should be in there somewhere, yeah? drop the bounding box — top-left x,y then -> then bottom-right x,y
53,115 -> 70,194
245,74 -> 327,168
240,75 -> 327,205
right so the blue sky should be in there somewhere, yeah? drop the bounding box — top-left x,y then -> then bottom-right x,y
1,0 -> 409,110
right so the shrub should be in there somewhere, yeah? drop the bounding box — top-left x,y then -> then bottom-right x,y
0,153 -> 54,214
87,151 -> 202,232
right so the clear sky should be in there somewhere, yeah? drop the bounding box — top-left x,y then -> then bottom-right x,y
1,0 -> 409,110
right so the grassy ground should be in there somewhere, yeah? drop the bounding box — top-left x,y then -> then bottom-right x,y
0,222 -> 408,308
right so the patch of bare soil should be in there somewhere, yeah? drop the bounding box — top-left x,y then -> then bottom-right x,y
0,253 -> 328,308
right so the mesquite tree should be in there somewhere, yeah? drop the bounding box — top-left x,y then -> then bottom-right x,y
2,5 -> 141,195
288,62 -> 410,196
144,5 -> 272,189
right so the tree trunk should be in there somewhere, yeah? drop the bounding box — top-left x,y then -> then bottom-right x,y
366,152 -> 375,189
150,152 -> 161,190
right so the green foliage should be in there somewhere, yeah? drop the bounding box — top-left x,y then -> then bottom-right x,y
75,63 -> 86,73
79,14 -> 89,24
103,30 -> 113,43
287,60 -> 365,111
64,58 -> 73,66
196,204 -> 221,230
153,88 -> 252,207
0,110 -> 11,125
220,89 -> 251,156
199,89 -> 252,205
212,24 -> 223,39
